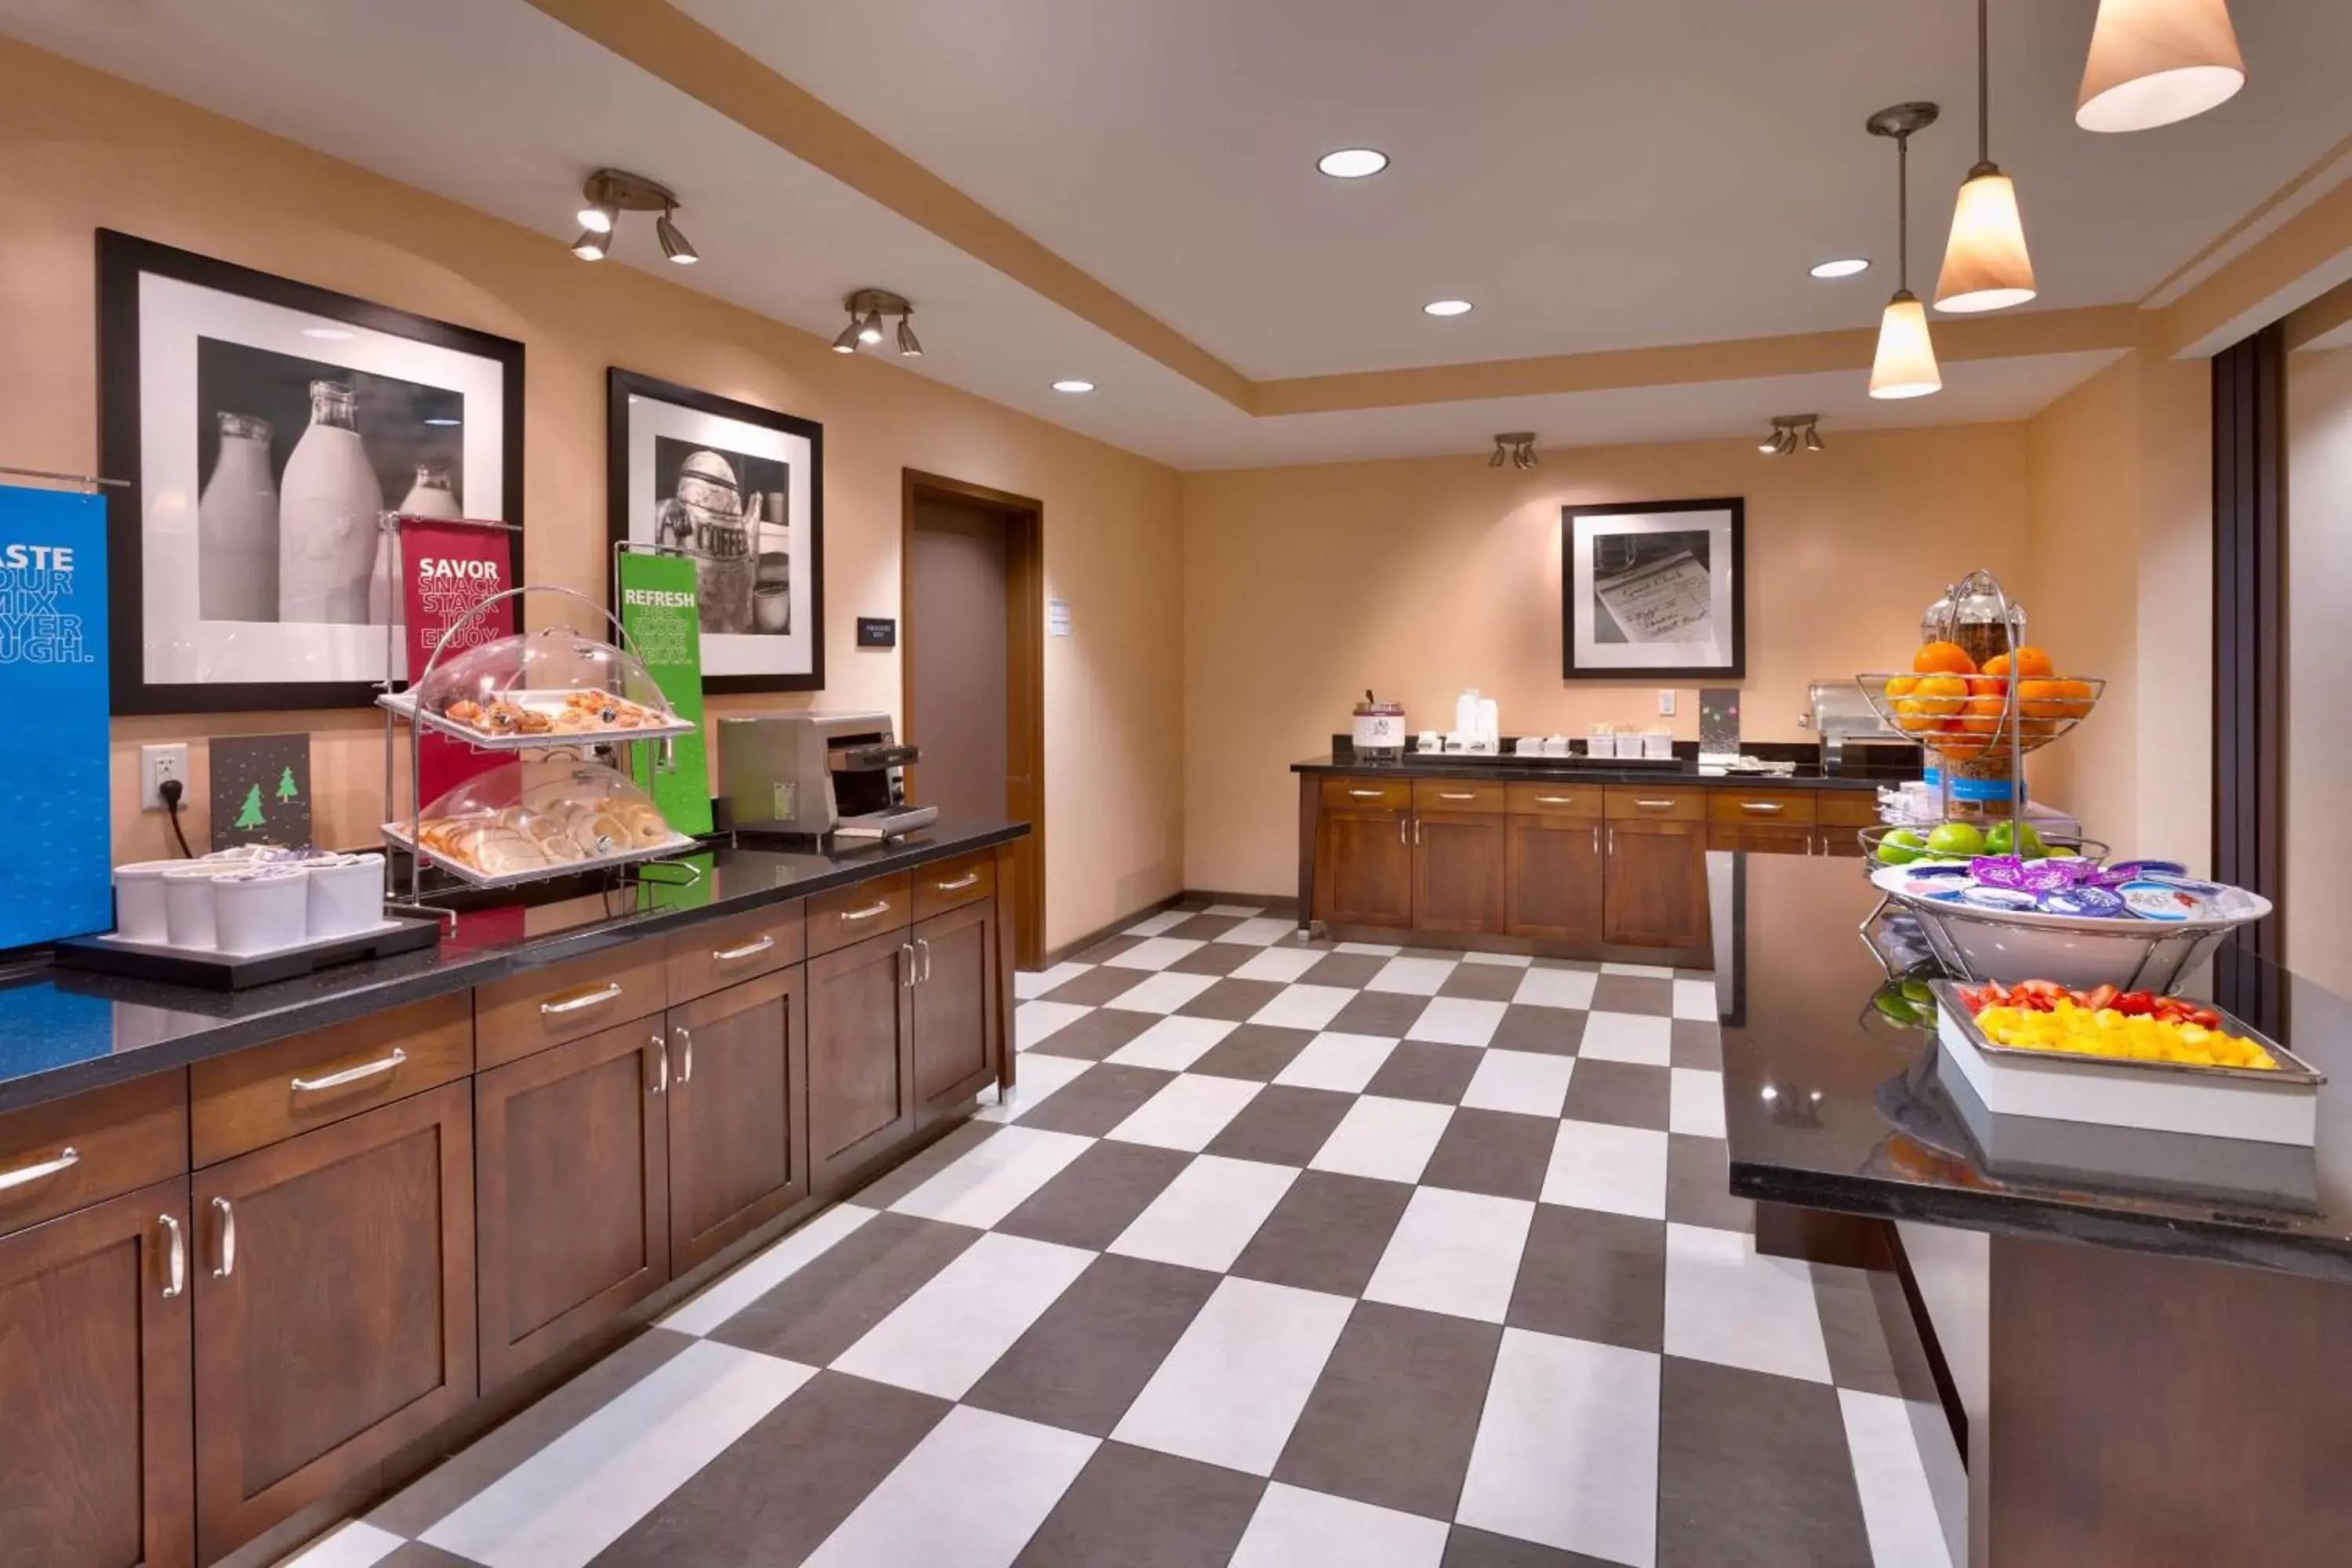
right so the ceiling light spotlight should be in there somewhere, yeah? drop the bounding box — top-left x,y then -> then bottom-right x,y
833,289 -> 915,354
2077,0 -> 2245,133
1865,103 -> 1944,401
568,169 -> 689,263
1051,379 -> 1095,394
896,314 -> 924,357
1423,299 -> 1475,317
1760,416 -> 1820,456
1809,257 -> 1871,279
830,320 -> 862,354
857,311 -> 884,344
655,209 -> 698,265
1490,431 -> 1537,470
1317,147 -> 1389,179
570,229 -> 609,262
1936,0 -> 2036,313
1804,422 -> 1825,453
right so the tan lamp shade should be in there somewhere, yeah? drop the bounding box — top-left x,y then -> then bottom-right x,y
2076,0 -> 2245,133
1936,166 -> 2038,313
1869,292 -> 1943,400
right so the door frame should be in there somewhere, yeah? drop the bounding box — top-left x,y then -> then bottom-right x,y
901,469 -> 1046,971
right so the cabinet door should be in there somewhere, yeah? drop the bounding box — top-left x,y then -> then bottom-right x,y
1317,808 -> 1414,928
475,1023 -> 670,1394
1413,812 -> 1508,935
807,927 -> 916,1192
912,898 -> 1000,1129
192,1083 -> 474,1563
1603,819 -> 1710,951
0,1178 -> 194,1568
669,970 -> 808,1276
1506,815 -> 1605,945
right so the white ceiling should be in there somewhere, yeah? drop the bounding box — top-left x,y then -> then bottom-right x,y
4,0 -> 2343,469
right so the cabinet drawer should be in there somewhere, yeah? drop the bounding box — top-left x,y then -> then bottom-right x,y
808,873 -> 913,958
1414,779 -> 1508,815
193,995 -> 473,1167
668,901 -> 807,1005
1604,786 -> 1707,822
911,850 -> 996,923
1322,775 -> 1412,811
1708,789 -> 1819,826
1506,782 -> 1604,818
1709,822 -> 1818,856
477,946 -> 670,1069
0,1073 -> 187,1236
1817,790 -> 1883,829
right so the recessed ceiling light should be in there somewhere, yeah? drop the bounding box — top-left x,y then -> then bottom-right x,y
1051,379 -> 1094,394
423,417 -> 462,427
1809,257 -> 1871,279
300,327 -> 354,340
1316,147 -> 1388,179
1422,299 -> 1474,317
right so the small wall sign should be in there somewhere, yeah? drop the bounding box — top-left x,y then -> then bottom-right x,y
1047,598 -> 1072,637
856,616 -> 897,648
209,733 -> 313,852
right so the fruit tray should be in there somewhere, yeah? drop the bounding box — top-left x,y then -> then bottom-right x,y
1854,673 -> 2105,762
1855,823 -> 2110,869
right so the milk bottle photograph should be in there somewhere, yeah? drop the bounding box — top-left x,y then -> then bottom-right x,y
278,379 -> 383,623
368,462 -> 463,622
196,411 -> 278,620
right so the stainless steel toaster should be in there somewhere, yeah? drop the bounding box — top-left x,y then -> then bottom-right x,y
717,710 -> 938,840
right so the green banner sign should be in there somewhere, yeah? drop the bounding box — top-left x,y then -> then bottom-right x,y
617,550 -> 713,836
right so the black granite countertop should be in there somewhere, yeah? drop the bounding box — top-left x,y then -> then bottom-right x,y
0,820 -> 1027,1115
1292,753 -> 1892,791
1714,851 -> 2352,1282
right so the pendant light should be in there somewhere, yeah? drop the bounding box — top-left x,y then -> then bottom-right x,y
1867,103 -> 1943,400
1936,0 -> 2036,313
2077,0 -> 2245,133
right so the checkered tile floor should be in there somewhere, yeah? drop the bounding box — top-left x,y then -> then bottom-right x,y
287,901 -> 1957,1568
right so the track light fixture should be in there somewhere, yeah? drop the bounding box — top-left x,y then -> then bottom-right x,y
1759,415 -> 1823,456
1865,103 -> 1944,401
1490,432 -> 1538,470
568,169 -> 697,264
833,289 -> 922,357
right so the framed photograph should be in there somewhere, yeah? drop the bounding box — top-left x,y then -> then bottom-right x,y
1563,497 -> 1745,680
607,369 -> 824,694
97,230 -> 524,713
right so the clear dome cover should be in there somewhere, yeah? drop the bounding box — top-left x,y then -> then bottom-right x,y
408,760 -> 681,879
412,625 -> 679,741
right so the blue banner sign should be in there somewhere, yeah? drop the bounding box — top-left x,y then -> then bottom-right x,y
0,485 -> 110,949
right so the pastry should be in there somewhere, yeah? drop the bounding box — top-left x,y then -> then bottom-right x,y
607,800 -> 673,848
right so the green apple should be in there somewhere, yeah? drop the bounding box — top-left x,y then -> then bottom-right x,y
1926,822 -> 1987,858
1876,828 -> 1927,866
1985,821 -> 2048,859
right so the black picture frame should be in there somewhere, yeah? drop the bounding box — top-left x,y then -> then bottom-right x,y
1562,496 -> 1746,681
605,368 -> 826,695
97,230 -> 525,714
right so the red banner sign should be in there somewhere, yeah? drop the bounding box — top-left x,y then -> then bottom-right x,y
397,516 -> 516,804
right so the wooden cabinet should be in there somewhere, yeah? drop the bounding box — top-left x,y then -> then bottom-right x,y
1709,822 -> 1817,856
1603,818 -> 1710,950
474,1023 -> 668,1394
0,1178 -> 194,1568
1816,790 -> 1878,858
666,902 -> 806,1006
476,948 -> 668,1070
667,971 -> 808,1275
1507,815 -> 1605,944
192,1082 -> 474,1561
808,927 -> 918,1192
0,1073 -> 187,1239
1317,808 -> 1415,929
911,898 -> 1001,1128
808,873 -> 913,959
1412,811 -> 1508,935
191,996 -> 471,1167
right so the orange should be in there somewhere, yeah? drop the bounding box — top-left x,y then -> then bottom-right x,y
1893,699 -> 1940,735
1883,675 -> 1918,699
1980,648 -> 2053,678
1965,674 -> 2008,697
1958,695 -> 2009,735
2020,677 -> 2095,720
1910,674 -> 1967,717
1914,641 -> 1978,676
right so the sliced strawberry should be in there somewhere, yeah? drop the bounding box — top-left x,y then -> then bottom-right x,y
2082,985 -> 2120,1013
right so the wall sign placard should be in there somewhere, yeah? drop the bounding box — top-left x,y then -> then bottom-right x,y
209,733 -> 312,852
397,514 -> 516,803
616,548 -> 712,834
0,484 -> 110,948
1563,498 -> 1746,681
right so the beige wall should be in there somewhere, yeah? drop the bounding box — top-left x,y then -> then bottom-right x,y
0,39 -> 1183,953
2286,343 -> 2352,994
1181,423 -> 2033,895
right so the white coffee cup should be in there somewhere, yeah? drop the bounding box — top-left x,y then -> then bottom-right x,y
112,861 -> 180,943
213,866 -> 310,956
162,866 -> 221,949
306,853 -> 385,940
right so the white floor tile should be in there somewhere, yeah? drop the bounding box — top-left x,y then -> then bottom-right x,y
832,1232 -> 1095,1399
1512,967 -> 1599,1010
1309,1096 -> 1455,1184
890,1126 -> 1095,1230
1105,1074 -> 1264,1151
1460,1051 -> 1577,1119
1247,983 -> 1356,1032
1577,1011 -> 1674,1066
1541,1120 -> 1669,1220
1015,962 -> 1094,1000
1204,902 -> 1267,917
1214,916 -> 1294,946
805,1405 -> 1097,1568
278,1520 -> 405,1568
1457,1327 -> 1661,1568
1337,941 -> 1403,956
1406,996 -> 1507,1047
1663,1222 -> 1831,1384
1231,944 -> 1327,983
1668,1067 -> 1726,1138
423,1339 -> 813,1568
1461,951 -> 1535,968
1363,1186 -> 1536,1323
1102,969 -> 1220,1014
975,1054 -> 1092,1123
1602,961 -> 1675,978
1105,1014 -> 1240,1070
661,1203 -> 876,1337
1273,1032 -> 1399,1094
1109,1154 -> 1299,1272
1839,1390 -> 1958,1568
1123,909 -> 1192,937
1671,977 -> 1719,1021
1104,935 -> 1206,971
1112,1276 -> 1354,1475
1367,956 -> 1456,995
1229,1483 -> 1450,1568
1014,1000 -> 1092,1051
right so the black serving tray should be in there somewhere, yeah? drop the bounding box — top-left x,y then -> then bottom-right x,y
54,916 -> 443,991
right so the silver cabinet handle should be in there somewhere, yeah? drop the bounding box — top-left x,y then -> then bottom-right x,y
1635,798 -> 1676,811
1397,816 -> 1407,847
159,1213 -> 186,1300
712,935 -> 776,962
1414,819 -> 1425,846
916,938 -> 933,983
1592,826 -> 1601,854
542,982 -> 623,1017
0,1145 -> 78,1192
841,899 -> 895,924
934,872 -> 981,893
1537,794 -> 1576,805
675,1025 -> 693,1084
1348,788 -> 1384,799
211,1196 -> 235,1279
1739,801 -> 1786,815
899,942 -> 917,989
291,1047 -> 406,1094
648,1035 -> 669,1095
1438,791 -> 1477,801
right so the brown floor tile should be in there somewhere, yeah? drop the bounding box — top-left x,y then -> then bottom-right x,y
1439,962 -> 1527,1001
1026,1006 -> 1160,1061
1071,934 -> 1144,964
1657,1357 -> 1875,1568
1030,963 -> 1105,999
1189,1023 -> 1316,1082
1165,942 -> 1260,977
1814,1264 -> 1904,1397
1530,956 -> 1602,972
996,1141 -> 1193,1250
1561,1058 -> 1672,1130
1041,964 -> 1163,1007
1591,974 -> 1675,1015
1506,1206 -> 1667,1353
1014,1441 -> 1265,1568
1163,913 -> 1246,942
1421,1108 -> 1557,1200
965,1254 -> 1221,1436
1203,1084 -> 1356,1167
1366,1040 -> 1484,1102
1327,989 -> 1428,1038
1665,1133 -> 1754,1233
1400,946 -> 1465,963
1175,977 -> 1290,1022
376,1545 -> 485,1567
1018,1063 -> 1179,1137
1298,951 -> 1389,988
840,1120 -> 999,1207
1230,1171 -> 1414,1296
1671,1017 -> 1725,1069
1489,1004 -> 1587,1056
1443,1526 -> 1623,1566
594,1371 -> 950,1568
1276,1301 -> 1501,1519
706,1214 -> 978,1365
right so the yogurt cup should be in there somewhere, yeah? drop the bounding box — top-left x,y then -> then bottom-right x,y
212,866 -> 310,956
305,853 -> 385,940
162,866 -> 221,949
111,860 -> 180,943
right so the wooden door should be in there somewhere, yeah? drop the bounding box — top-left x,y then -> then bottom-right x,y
0,1178 -> 194,1568
1603,819 -> 1710,950
912,898 -> 1000,1128
474,1023 -> 670,1393
1506,814 -> 1605,944
1317,808 -> 1414,928
808,927 -> 916,1192
192,1083 -> 474,1563
1413,813 -> 1508,935
668,970 -> 808,1275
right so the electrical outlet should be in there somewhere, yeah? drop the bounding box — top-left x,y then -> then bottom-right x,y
1657,690 -> 1678,717
140,743 -> 190,811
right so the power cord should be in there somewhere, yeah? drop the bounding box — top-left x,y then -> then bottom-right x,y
158,777 -> 194,859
